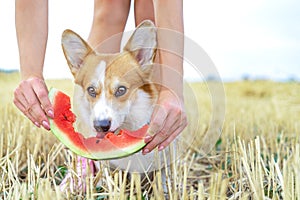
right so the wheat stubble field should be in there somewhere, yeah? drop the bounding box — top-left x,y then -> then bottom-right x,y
0,72 -> 299,199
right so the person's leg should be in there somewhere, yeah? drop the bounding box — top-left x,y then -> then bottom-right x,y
134,0 -> 155,26
134,0 -> 160,87
88,0 -> 131,53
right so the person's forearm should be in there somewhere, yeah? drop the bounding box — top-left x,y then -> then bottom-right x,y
153,0 -> 184,97
15,0 -> 48,80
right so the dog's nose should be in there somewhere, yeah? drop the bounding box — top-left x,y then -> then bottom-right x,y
93,119 -> 111,132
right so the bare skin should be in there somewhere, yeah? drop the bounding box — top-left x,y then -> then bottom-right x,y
14,0 -> 187,154
88,0 -> 131,52
14,0 -> 52,130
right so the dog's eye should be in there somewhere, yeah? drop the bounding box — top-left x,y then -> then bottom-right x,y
87,86 -> 96,97
115,86 -> 127,97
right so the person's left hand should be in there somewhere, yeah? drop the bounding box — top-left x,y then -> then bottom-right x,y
142,88 -> 187,154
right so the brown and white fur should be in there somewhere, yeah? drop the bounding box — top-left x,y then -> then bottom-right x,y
61,20 -> 168,172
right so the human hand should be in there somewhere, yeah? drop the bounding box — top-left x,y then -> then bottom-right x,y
13,76 -> 54,130
142,88 -> 187,154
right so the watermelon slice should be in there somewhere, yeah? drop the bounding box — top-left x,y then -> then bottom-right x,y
48,88 -> 147,160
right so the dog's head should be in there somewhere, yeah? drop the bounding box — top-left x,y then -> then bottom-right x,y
61,20 -> 157,137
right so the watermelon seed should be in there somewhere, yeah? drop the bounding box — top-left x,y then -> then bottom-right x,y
96,140 -> 100,144
63,114 -> 68,121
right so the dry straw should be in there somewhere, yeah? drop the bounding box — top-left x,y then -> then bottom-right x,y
1,74 -> 300,199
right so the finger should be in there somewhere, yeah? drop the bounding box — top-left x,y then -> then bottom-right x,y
14,87 -> 40,126
143,118 -> 179,154
143,111 -> 187,154
29,99 -> 50,130
31,78 -> 53,118
21,83 -> 50,130
14,87 -> 29,109
157,119 -> 188,151
14,99 -> 41,128
146,104 -> 168,141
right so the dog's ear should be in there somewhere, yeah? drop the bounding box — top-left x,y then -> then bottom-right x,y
61,29 -> 93,76
123,20 -> 157,68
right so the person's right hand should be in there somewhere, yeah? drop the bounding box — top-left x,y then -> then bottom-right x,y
13,76 -> 54,130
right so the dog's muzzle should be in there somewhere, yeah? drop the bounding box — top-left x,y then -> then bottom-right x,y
93,119 -> 111,133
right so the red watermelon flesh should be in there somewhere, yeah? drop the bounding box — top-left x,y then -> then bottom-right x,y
48,88 -> 147,160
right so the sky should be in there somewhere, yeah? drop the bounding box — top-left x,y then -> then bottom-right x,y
0,0 -> 299,81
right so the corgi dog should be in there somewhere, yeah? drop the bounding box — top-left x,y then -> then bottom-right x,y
61,20 -> 170,172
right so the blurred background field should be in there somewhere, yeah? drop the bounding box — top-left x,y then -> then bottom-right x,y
1,72 -> 300,199
1,0 -> 300,199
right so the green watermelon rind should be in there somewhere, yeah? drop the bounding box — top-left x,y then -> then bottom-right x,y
48,88 -> 146,160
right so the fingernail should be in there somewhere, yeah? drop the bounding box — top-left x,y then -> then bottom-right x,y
143,149 -> 150,155
34,122 -> 40,128
158,146 -> 164,151
47,110 -> 54,118
42,121 -> 50,130
144,135 -> 152,143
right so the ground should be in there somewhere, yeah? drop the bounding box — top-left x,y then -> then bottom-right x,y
1,72 -> 299,199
